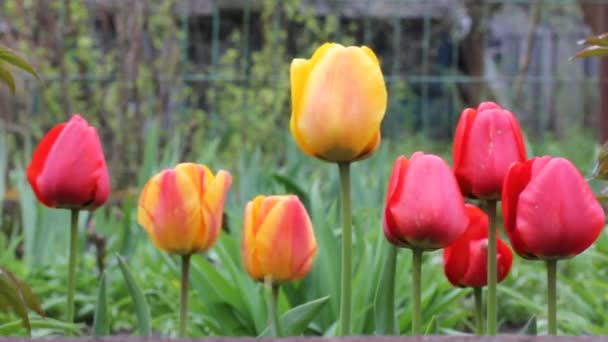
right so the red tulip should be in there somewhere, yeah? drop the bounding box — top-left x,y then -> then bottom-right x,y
26,115 -> 110,210
502,156 -> 605,259
383,152 -> 469,250
453,101 -> 527,199
443,204 -> 513,287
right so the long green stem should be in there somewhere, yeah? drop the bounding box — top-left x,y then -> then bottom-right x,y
474,287 -> 484,335
485,200 -> 497,335
266,282 -> 282,337
546,260 -> 557,335
338,162 -> 352,336
179,254 -> 191,338
411,248 -> 423,335
66,209 -> 79,334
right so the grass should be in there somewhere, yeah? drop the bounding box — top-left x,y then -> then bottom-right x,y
0,125 -> 605,337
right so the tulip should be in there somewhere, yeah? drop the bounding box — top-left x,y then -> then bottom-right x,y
383,153 -> 469,251
383,152 -> 468,334
242,195 -> 317,336
26,114 -> 110,209
502,156 -> 605,334
453,101 -> 527,200
443,204 -> 513,334
138,163 -> 232,337
25,114 -> 110,331
289,43 -> 387,335
452,101 -> 526,334
289,43 -> 387,163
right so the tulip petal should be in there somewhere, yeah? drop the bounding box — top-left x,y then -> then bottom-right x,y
501,159 -> 534,258
386,153 -> 468,250
383,156 -> 409,246
452,108 -> 477,195
290,58 -> 312,123
243,197 -> 265,280
254,200 -> 293,280
294,45 -> 387,162
517,158 -> 605,259
26,123 -> 66,207
361,45 -> 380,66
199,169 -> 232,251
36,115 -> 110,209
496,238 -> 513,283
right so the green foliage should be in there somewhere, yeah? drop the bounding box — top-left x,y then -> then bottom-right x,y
0,45 -> 38,93
117,256 -> 151,337
0,267 -> 43,335
574,33 -> 608,59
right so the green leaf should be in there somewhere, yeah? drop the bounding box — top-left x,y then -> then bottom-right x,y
0,267 -> 43,317
0,270 -> 30,336
0,318 -> 82,335
259,296 -> 330,337
93,272 -> 109,336
520,316 -> 537,335
0,63 -> 16,93
117,256 -> 151,336
578,33 -> 608,47
374,242 -> 397,335
573,46 -> 608,59
0,46 -> 39,78
424,316 -> 438,335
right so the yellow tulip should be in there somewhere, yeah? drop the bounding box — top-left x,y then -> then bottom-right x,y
242,195 -> 317,283
137,163 -> 232,255
290,43 -> 388,163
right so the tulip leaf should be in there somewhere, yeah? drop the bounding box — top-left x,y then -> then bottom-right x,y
0,270 -> 30,336
0,267 -> 43,317
271,173 -> 311,211
0,318 -> 82,335
259,296 -> 330,337
0,63 -> 15,93
374,242 -> 397,335
93,272 -> 109,336
424,315 -> 438,335
578,33 -> 608,47
520,316 -> 537,335
0,46 -> 39,79
573,46 -> 608,59
117,256 -> 151,336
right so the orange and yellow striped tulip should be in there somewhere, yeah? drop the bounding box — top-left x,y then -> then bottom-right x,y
137,163 -> 232,255
242,195 -> 317,283
289,43 -> 388,163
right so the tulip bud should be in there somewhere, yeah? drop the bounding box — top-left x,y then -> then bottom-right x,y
26,115 -> 110,210
242,195 -> 317,283
289,43 -> 388,163
137,163 -> 232,255
502,156 -> 605,260
443,204 -> 513,288
453,101 -> 527,199
383,152 -> 469,250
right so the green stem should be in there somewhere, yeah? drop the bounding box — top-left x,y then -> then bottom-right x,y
474,287 -> 484,335
66,209 -> 79,334
179,254 -> 191,338
338,162 -> 352,336
485,200 -> 497,335
267,282 -> 282,337
411,248 -> 423,335
546,260 -> 557,335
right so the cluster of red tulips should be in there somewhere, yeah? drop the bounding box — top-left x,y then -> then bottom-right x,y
25,43 -> 605,337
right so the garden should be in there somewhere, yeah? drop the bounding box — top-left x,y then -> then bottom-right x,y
2,0 -> 608,339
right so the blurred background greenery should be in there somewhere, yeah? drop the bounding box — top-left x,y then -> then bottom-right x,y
2,0 -> 608,337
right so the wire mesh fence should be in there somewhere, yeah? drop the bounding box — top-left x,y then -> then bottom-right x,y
0,0 -> 606,184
